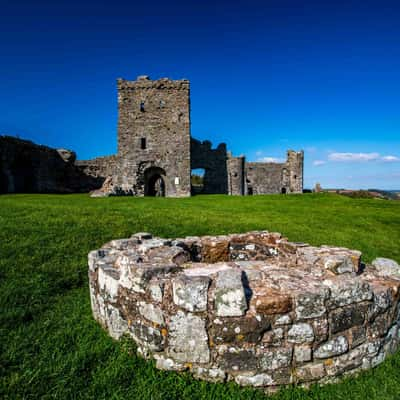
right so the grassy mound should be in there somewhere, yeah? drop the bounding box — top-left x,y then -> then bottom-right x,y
1,193 -> 400,399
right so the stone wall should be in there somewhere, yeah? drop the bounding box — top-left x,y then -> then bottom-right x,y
246,162 -> 285,195
0,136 -> 102,194
76,155 -> 119,179
190,139 -> 228,194
89,231 -> 400,392
246,150 -> 304,195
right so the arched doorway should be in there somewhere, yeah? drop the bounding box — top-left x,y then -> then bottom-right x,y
191,168 -> 205,195
144,167 -> 166,197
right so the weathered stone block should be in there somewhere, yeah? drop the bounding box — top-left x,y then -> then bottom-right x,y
324,255 -> 358,275
235,373 -> 274,387
138,239 -> 172,254
348,325 -> 367,348
214,269 -> 247,317
314,336 -> 349,359
220,349 -> 258,372
192,367 -> 226,382
274,314 -> 292,326
368,288 -> 392,321
146,245 -> 190,265
324,346 -> 364,376
262,327 -> 284,347
259,347 -> 293,371
312,318 -> 329,344
103,238 -> 140,250
383,324 -> 399,355
330,304 -> 366,334
98,267 -> 119,301
210,314 -> 271,344
295,291 -> 328,320
294,345 -> 312,363
148,280 -> 164,302
368,312 -> 391,338
295,363 -> 326,382
324,278 -> 373,308
132,232 -> 152,240
372,258 -> 400,279
172,275 -> 210,312
201,237 -> 230,263
168,311 -> 210,363
130,323 -> 165,352
88,249 -> 111,272
155,356 -> 186,371
106,304 -> 128,339
118,262 -> 180,293
255,289 -> 292,315
288,323 -> 314,344
138,301 -> 165,325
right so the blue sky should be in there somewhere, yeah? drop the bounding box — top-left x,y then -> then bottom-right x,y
1,0 -> 399,189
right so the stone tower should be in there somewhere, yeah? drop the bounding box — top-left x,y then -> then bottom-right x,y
286,150 -> 304,193
116,75 -> 191,197
227,155 -> 246,195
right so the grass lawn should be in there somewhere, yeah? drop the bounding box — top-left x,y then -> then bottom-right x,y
1,193 -> 400,399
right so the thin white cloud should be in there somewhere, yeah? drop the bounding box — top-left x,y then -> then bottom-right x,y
328,152 -> 380,162
255,150 -> 263,157
327,152 -> 399,163
257,156 -> 286,163
313,160 -> 326,166
381,155 -> 400,162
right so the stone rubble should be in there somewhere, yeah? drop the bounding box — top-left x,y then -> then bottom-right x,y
89,231 -> 400,392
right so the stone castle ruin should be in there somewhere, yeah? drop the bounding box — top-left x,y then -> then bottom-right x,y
0,75 -> 303,196
78,75 -> 304,197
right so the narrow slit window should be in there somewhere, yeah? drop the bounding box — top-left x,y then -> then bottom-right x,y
140,101 -> 145,112
141,138 -> 146,149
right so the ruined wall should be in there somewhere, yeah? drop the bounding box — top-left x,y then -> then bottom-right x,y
246,162 -> 285,194
76,155 -> 119,179
190,139 -> 228,194
246,150 -> 304,195
0,136 -> 102,194
116,76 -> 191,197
89,231 -> 400,392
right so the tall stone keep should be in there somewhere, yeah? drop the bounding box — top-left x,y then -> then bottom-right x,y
116,75 -> 191,197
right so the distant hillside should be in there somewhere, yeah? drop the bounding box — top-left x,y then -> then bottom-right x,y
368,189 -> 400,200
324,189 -> 400,200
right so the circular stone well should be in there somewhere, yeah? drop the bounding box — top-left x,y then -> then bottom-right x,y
88,231 -> 400,391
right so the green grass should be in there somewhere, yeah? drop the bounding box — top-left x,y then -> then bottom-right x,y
1,193 -> 400,399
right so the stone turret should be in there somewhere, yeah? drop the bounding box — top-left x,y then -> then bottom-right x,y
286,150 -> 304,193
227,155 -> 246,195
